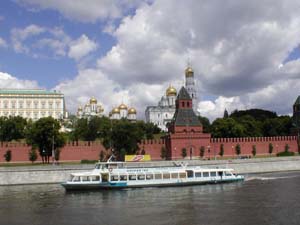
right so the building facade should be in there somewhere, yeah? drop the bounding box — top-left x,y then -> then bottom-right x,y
0,89 -> 66,120
109,103 -> 137,121
77,97 -> 104,119
145,85 -> 177,131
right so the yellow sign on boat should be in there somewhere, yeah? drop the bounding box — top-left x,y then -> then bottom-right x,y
125,155 -> 151,162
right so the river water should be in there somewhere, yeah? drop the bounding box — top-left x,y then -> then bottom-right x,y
0,171 -> 300,225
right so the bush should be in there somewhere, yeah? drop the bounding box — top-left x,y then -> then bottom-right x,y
4,150 -> 12,162
29,147 -> 38,163
235,144 -> 241,156
54,149 -> 60,162
252,145 -> 256,157
81,159 -> 98,164
276,151 -> 295,157
181,148 -> 187,158
160,146 -> 166,159
200,146 -> 205,158
268,143 -> 273,155
219,144 -> 224,157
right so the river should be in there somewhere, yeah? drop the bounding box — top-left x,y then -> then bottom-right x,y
0,171 -> 300,225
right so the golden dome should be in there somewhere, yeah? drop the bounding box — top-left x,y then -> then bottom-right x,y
112,107 -> 120,114
185,66 -> 194,77
119,103 -> 128,110
166,85 -> 177,96
78,106 -> 83,111
128,107 -> 137,114
90,97 -> 97,104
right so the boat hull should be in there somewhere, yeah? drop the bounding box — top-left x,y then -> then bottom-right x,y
61,177 -> 244,191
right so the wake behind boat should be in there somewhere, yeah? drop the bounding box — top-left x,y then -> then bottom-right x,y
61,161 -> 244,191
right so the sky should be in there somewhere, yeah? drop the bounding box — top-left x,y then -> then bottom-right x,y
0,0 -> 300,121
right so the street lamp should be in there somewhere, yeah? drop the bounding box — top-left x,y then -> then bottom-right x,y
174,147 -> 176,160
52,123 -> 55,165
208,145 -> 210,160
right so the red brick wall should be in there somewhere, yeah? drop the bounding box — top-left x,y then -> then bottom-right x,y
210,136 -> 298,158
0,136 -> 298,163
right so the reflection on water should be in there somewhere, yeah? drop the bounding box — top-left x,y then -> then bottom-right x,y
1,171 -> 300,225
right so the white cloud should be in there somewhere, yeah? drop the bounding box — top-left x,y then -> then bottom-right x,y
16,0 -> 148,23
68,35 -> 98,61
0,37 -> 7,48
43,0 -> 300,121
0,71 -> 39,89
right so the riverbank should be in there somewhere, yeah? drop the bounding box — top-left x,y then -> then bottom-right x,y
1,156 -> 300,185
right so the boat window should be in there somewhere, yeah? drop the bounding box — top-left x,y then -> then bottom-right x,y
111,175 -> 119,181
218,171 -> 223,177
203,172 -> 209,177
179,173 -> 187,178
186,170 -> 194,178
91,176 -> 100,181
195,172 -> 202,178
210,172 -> 217,177
163,173 -> 170,179
225,172 -> 232,176
154,174 -> 162,179
102,174 -> 109,182
81,176 -> 89,182
73,176 -> 80,182
138,175 -> 145,180
129,175 -> 137,180
120,175 -> 127,181
146,174 -> 153,180
171,173 -> 178,179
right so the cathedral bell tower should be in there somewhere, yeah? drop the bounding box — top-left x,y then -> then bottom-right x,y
185,66 -> 198,114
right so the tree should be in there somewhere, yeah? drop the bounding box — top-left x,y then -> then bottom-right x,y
99,150 -> 105,162
219,144 -> 224,157
0,116 -> 27,142
268,143 -> 273,155
223,109 -> 229,118
284,144 -> 290,153
235,144 -> 241,156
141,148 -> 146,155
54,149 -> 61,163
4,150 -> 11,162
200,146 -> 205,158
120,148 -> 126,161
160,146 -> 166,159
26,117 -> 66,164
181,148 -> 187,158
198,116 -> 211,133
252,145 -> 256,157
211,118 -> 245,138
29,147 -> 38,163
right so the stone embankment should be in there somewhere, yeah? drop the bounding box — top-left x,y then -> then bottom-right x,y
1,156 -> 300,185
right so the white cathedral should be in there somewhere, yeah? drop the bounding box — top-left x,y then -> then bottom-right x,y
145,66 -> 198,131
77,97 -> 104,119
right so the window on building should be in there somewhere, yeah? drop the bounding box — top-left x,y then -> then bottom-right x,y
182,102 -> 185,107
187,102 -> 190,107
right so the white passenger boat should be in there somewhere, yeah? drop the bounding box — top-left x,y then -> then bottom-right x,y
61,161 -> 244,191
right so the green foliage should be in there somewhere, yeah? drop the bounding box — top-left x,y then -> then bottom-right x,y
160,146 -> 166,159
26,117 -> 65,163
4,149 -> 11,162
211,118 -> 245,138
181,148 -> 187,158
29,147 -> 38,163
210,109 -> 293,138
284,144 -> 290,152
235,144 -> 241,156
119,148 -> 126,161
276,151 -> 295,157
219,144 -> 224,157
200,146 -> 205,158
99,150 -> 105,162
252,145 -> 256,157
230,109 -> 277,121
223,109 -> 229,119
268,143 -> 273,155
198,116 -> 211,133
0,116 -> 27,142
81,159 -> 98,164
